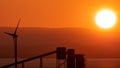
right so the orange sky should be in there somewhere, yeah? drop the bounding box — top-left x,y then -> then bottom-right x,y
0,0 -> 120,29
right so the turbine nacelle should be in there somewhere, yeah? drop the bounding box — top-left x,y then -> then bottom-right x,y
4,18 -> 21,38
4,32 -> 18,38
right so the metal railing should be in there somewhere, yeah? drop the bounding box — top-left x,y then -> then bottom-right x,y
1,51 -> 56,68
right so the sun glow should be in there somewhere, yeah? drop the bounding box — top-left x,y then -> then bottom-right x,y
95,9 -> 116,29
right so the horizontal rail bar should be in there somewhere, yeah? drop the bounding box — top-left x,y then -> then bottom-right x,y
1,51 -> 56,68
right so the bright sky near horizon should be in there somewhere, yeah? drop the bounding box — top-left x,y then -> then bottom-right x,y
0,0 -> 120,29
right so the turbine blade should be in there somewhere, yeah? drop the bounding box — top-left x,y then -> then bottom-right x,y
14,18 -> 21,34
4,32 -> 13,36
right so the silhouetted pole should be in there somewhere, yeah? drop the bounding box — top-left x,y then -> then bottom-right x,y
14,37 -> 18,68
40,57 -> 43,68
22,62 -> 24,68
75,54 -> 85,68
67,49 -> 75,68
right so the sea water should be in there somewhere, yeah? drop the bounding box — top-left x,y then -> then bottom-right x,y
0,58 -> 120,68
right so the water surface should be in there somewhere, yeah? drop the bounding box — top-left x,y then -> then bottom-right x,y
0,58 -> 120,68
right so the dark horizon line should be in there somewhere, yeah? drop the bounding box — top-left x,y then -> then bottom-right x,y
0,26 -> 119,32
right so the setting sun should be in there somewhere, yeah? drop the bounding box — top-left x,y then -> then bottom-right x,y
95,9 -> 117,29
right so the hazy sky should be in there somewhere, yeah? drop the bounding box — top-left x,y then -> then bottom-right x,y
0,0 -> 120,28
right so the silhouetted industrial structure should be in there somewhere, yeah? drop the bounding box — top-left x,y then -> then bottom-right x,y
67,49 -> 75,68
56,47 -> 66,68
1,47 -> 85,68
76,54 -> 85,68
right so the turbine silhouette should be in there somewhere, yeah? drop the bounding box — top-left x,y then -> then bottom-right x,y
4,18 -> 21,68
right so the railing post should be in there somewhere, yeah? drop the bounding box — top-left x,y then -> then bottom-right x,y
22,62 -> 24,68
40,57 -> 43,68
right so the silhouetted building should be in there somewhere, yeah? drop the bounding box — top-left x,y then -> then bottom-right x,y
67,49 -> 75,68
75,54 -> 85,68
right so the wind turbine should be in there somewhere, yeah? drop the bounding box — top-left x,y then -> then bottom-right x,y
4,18 -> 21,68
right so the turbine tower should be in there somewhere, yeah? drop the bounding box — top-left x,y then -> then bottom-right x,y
4,18 -> 21,68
